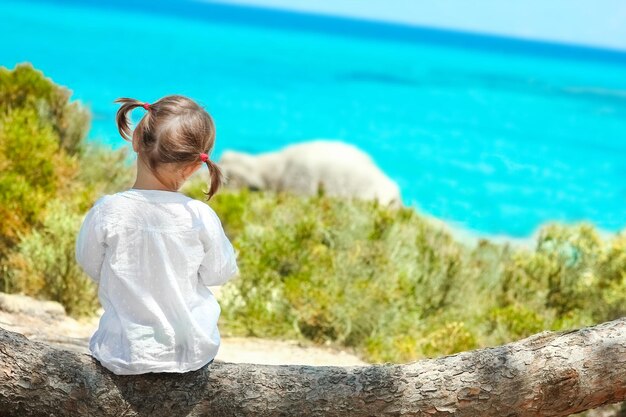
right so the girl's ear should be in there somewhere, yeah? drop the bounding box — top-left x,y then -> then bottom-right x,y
183,161 -> 202,178
131,132 -> 139,153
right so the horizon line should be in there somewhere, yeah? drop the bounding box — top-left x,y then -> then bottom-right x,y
28,0 -> 626,65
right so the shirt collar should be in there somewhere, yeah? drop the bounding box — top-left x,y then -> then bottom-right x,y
120,188 -> 191,203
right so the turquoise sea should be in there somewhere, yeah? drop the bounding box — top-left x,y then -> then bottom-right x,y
2,0 -> 625,237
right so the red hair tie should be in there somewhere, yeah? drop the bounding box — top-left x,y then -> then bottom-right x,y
142,102 -> 151,110
200,153 -> 209,162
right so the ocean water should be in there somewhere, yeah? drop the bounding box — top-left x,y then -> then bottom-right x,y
2,0 -> 625,237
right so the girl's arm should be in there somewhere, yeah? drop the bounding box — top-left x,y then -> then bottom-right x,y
75,197 -> 107,284
198,206 -> 239,287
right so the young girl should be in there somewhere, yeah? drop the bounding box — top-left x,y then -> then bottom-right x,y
75,95 -> 238,375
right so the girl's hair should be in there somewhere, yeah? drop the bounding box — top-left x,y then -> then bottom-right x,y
114,95 -> 222,200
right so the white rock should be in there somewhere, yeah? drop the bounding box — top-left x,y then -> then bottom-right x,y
217,140 -> 401,206
0,292 -> 65,318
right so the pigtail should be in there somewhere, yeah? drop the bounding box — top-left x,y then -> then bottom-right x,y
114,94 -> 222,196
114,98 -> 144,141
205,159 -> 223,200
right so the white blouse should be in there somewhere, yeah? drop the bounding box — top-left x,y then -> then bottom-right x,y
75,188 -> 239,375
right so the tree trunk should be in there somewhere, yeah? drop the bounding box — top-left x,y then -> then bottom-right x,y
0,318 -> 625,417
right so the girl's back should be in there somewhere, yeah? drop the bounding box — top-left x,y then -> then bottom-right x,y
75,95 -> 238,375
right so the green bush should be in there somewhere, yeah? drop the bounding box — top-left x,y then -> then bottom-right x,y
74,140 -> 135,207
0,63 -> 132,316
185,183 -> 626,363
2,62 -> 624,364
0,62 -> 90,155
486,304 -> 546,344
195,189 -> 491,359
495,223 -> 626,333
0,98 -> 80,253
4,199 -> 99,316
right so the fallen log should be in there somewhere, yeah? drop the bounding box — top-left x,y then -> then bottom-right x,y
0,318 -> 625,417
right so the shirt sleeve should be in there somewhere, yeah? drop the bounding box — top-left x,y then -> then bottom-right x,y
75,197 -> 107,284
198,206 -> 239,287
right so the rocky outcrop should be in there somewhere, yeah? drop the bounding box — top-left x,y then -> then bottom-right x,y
0,292 -> 99,354
217,140 -> 402,205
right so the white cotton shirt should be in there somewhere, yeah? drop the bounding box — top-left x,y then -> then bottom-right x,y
74,188 -> 239,375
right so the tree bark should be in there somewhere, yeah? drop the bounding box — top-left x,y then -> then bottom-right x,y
0,318 -> 625,417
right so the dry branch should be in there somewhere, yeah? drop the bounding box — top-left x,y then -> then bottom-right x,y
0,318 -> 625,417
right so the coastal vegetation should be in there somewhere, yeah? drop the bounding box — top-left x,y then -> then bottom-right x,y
185,184 -> 626,363
0,63 -> 133,316
1,63 -> 624,365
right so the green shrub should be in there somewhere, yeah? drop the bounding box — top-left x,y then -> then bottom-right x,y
0,63 -> 89,253
487,304 -> 546,344
184,186 -> 483,361
2,62 -> 624,363
3,199 -> 98,316
421,321 -> 478,358
0,63 -> 90,155
0,107 -> 79,251
0,63 -> 131,316
74,140 -> 134,207
495,223 -> 626,333
185,182 -> 626,363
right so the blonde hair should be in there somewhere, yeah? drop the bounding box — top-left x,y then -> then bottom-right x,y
114,95 -> 222,200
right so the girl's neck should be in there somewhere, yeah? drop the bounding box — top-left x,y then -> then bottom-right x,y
131,177 -> 179,191
133,157 -> 180,192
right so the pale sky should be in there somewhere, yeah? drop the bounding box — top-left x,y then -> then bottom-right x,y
211,0 -> 626,51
